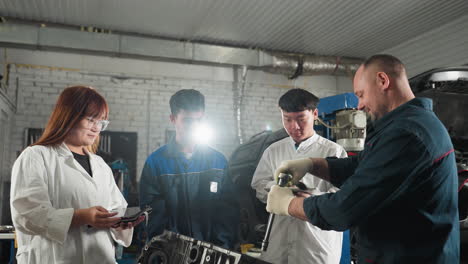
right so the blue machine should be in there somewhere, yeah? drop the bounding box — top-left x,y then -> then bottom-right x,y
317,93 -> 360,264
315,92 -> 359,141
317,93 -> 359,116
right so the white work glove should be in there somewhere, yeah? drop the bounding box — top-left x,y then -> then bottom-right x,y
266,185 -> 295,216
274,158 -> 314,185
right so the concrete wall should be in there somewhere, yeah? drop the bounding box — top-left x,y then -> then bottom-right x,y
0,48 -> 353,186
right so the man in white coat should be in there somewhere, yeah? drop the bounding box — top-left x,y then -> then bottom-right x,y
251,88 -> 347,264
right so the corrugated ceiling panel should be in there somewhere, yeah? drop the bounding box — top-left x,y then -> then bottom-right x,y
381,14 -> 468,78
0,0 -> 467,58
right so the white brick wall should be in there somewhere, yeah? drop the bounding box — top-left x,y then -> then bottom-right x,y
0,84 -> 15,224
1,48 -> 353,184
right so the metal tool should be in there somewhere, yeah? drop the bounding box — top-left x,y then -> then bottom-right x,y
261,173 -> 292,252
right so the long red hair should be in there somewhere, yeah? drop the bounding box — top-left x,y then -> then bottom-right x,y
32,86 -> 109,153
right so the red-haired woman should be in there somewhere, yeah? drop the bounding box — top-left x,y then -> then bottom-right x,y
10,86 -> 143,263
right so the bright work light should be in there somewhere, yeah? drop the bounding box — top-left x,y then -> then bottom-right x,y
192,123 -> 214,145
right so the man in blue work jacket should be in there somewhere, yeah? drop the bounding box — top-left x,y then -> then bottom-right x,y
267,54 -> 459,263
140,89 -> 238,249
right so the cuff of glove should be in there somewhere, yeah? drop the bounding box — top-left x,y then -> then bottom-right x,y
266,186 -> 295,216
280,196 -> 295,216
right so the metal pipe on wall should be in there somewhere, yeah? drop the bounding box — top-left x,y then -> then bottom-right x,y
234,65 -> 248,145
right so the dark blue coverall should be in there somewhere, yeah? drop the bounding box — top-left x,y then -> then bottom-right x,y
304,98 -> 459,263
140,139 -> 239,249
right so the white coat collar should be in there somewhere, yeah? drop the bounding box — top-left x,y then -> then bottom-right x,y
55,142 -> 74,157
56,142 -> 94,159
288,132 -> 319,152
56,142 -> 98,180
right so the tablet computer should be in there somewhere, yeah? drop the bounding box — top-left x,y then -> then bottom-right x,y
113,206 -> 152,223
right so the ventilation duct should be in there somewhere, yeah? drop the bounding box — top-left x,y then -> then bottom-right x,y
258,53 -> 363,79
0,21 -> 363,78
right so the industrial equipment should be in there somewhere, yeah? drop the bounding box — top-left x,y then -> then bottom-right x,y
409,67 -> 468,180
315,93 -> 367,152
137,230 -> 270,264
110,159 -> 130,199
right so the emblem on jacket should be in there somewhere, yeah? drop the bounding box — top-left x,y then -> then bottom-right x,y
210,181 -> 218,193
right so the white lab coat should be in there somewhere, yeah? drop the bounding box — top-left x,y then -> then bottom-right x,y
251,133 -> 347,264
10,143 -> 133,264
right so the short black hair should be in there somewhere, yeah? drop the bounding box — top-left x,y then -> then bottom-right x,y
169,89 -> 205,115
278,88 -> 319,112
363,54 -> 406,78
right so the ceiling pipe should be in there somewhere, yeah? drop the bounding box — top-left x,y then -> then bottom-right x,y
258,52 -> 363,79
0,21 -> 363,78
